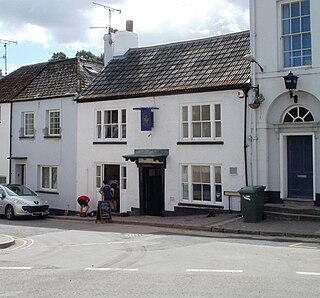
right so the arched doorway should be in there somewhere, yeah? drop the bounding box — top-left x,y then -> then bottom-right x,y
264,90 -> 320,203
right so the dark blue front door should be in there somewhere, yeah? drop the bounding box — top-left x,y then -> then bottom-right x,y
287,136 -> 313,198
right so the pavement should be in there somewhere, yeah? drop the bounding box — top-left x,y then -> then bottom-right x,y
1,212 -> 320,249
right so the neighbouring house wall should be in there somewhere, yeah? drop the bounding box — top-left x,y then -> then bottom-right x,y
250,0 -> 320,202
11,97 -> 78,211
0,103 -> 10,184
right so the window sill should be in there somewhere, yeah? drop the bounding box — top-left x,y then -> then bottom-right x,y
177,141 -> 224,145
44,136 -> 61,139
178,202 -> 223,208
19,136 -> 35,139
93,141 -> 127,145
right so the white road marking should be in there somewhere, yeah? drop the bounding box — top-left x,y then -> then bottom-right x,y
8,238 -> 35,251
85,267 -> 139,272
186,269 -> 243,273
0,267 -> 32,270
289,243 -> 318,250
296,272 -> 320,276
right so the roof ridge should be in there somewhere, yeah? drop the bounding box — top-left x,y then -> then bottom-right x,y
128,30 -> 250,52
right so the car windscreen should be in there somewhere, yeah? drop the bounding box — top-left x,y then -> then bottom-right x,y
6,185 -> 37,196
3,186 -> 20,196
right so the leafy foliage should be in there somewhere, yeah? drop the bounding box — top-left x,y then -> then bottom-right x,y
49,50 -> 103,62
49,52 -> 68,61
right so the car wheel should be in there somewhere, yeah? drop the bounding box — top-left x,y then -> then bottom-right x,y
5,205 -> 15,220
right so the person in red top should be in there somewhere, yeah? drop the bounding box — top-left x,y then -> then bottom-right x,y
77,195 -> 90,217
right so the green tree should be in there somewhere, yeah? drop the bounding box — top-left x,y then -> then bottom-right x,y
49,52 -> 68,61
75,50 -> 103,62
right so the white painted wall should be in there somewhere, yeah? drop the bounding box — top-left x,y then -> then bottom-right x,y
250,0 -> 320,200
0,103 -> 10,183
11,97 -> 78,211
77,90 -> 247,213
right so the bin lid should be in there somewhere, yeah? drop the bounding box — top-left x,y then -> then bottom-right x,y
238,185 -> 265,194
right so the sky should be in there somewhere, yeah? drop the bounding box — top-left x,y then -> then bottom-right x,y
0,0 -> 249,74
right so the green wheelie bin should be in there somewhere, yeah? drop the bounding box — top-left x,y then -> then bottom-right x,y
238,185 -> 266,222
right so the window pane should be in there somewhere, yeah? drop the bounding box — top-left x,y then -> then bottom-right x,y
182,183 -> 189,200
96,165 -> 101,176
215,185 -> 222,202
201,166 -> 210,183
282,19 -> 290,35
182,165 -> 188,182
52,167 -> 57,189
105,126 -> 111,138
202,122 -> 211,137
112,110 -> 118,123
192,123 -> 201,137
301,0 -> 310,15
202,105 -> 210,121
291,2 -> 300,17
292,56 -> 301,67
283,36 -> 291,51
182,106 -> 188,121
105,111 -> 110,124
192,106 -> 200,121
182,123 -> 188,138
282,4 -> 290,19
215,166 -> 221,183
122,110 -> 126,123
215,122 -> 221,138
215,104 -> 221,120
97,111 -> 101,124
302,33 -> 311,48
203,185 -> 211,201
192,166 -> 201,182
42,167 -> 49,188
284,52 -> 291,67
192,184 -> 201,200
111,125 -> 118,138
301,16 -> 310,32
292,35 -> 301,50
122,124 -> 127,138
291,18 -> 300,33
97,125 -> 102,139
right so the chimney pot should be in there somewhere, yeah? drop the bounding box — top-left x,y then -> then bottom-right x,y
126,20 -> 133,32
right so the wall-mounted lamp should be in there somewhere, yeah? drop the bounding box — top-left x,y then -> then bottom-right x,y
243,54 -> 264,72
283,71 -> 298,103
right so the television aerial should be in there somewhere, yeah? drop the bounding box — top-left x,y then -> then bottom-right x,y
0,39 -> 18,75
91,2 -> 121,35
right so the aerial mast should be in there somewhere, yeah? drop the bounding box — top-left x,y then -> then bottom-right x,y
92,2 -> 121,36
0,39 -> 18,75
92,2 -> 121,66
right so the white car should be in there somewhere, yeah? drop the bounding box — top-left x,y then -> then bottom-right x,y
0,184 -> 49,220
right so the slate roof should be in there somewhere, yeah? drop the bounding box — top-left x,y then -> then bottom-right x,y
79,30 -> 251,102
0,63 -> 47,102
0,58 -> 103,103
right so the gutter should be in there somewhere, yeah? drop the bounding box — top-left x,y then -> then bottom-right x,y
77,83 -> 251,103
9,101 -> 12,183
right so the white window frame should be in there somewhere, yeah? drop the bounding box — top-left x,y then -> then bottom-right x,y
48,110 -> 61,136
95,163 -> 127,191
23,112 -> 35,137
95,109 -> 126,141
180,164 -> 222,204
40,166 -> 58,191
280,0 -> 311,68
121,165 -> 127,190
180,103 -> 222,141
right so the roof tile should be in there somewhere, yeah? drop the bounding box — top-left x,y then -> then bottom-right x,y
79,31 -> 251,101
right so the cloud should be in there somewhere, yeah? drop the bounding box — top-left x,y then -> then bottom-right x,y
0,0 -> 249,53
